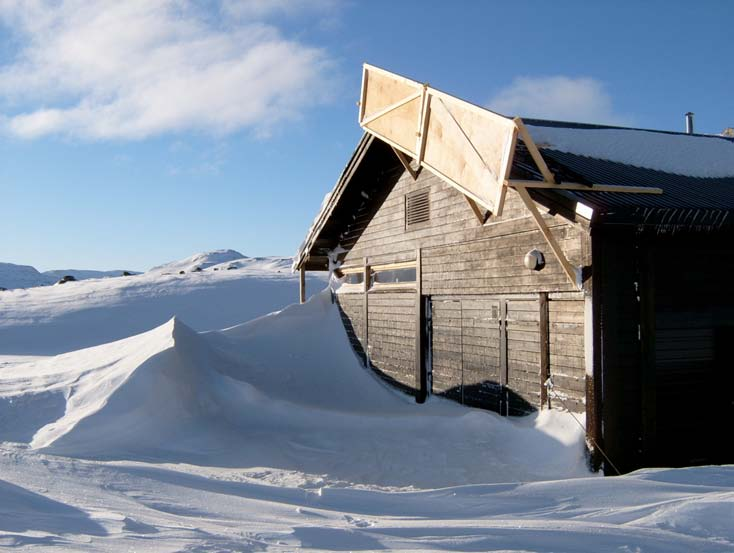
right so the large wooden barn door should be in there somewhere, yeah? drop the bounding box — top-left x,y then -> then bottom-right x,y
430,295 -> 540,415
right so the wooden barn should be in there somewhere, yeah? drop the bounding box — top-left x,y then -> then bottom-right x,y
294,65 -> 734,475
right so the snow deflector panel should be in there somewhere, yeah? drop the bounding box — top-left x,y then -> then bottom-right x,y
359,64 -> 518,216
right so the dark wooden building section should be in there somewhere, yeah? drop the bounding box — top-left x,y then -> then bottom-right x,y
296,120 -> 734,475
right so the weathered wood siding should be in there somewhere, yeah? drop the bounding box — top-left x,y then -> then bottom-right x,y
338,164 -> 590,414
505,298 -> 541,413
547,296 -> 586,413
336,293 -> 366,363
366,290 -> 416,391
342,168 -> 587,290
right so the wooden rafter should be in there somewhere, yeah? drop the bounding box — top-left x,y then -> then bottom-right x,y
509,179 -> 662,195
514,117 -> 556,184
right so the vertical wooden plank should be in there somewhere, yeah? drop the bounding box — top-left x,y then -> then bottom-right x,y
416,89 -> 431,164
415,248 -> 426,403
363,258 -> 370,366
299,266 -> 306,304
539,292 -> 550,408
499,298 -> 508,415
359,65 -> 368,122
585,292 -> 601,469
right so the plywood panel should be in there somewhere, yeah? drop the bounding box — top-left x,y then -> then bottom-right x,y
360,64 -> 517,214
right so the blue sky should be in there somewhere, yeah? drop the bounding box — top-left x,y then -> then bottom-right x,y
2,0 -> 732,271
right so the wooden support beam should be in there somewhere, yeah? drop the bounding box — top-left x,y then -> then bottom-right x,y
514,117 -> 557,184
391,146 -> 420,180
415,86 -> 431,165
299,266 -> 306,304
464,195 -> 489,225
509,179 -> 663,195
515,185 -> 578,288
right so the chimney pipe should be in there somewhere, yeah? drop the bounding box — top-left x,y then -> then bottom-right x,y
685,112 -> 694,134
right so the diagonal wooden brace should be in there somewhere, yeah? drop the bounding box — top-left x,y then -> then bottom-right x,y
464,195 -> 490,225
391,146 -> 421,180
515,184 -> 578,288
361,90 -> 422,127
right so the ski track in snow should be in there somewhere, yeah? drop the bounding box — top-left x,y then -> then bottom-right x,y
0,252 -> 732,552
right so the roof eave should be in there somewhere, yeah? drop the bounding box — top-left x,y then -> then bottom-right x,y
293,133 -> 375,271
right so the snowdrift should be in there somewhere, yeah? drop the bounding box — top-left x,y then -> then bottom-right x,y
0,291 -> 589,487
0,256 -> 325,355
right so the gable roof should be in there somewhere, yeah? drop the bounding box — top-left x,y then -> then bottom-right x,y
295,120 -> 734,271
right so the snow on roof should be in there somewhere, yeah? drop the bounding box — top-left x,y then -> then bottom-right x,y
526,122 -> 734,178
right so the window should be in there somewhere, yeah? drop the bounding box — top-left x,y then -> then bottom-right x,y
338,261 -> 417,292
336,267 -> 365,293
343,272 -> 364,285
405,188 -> 430,229
370,261 -> 417,289
372,267 -> 416,284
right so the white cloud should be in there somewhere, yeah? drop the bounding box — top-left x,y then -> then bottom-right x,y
487,76 -> 631,126
0,1 -> 337,139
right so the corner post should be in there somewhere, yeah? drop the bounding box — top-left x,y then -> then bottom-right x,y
363,258 -> 370,365
415,248 -> 427,403
299,266 -> 306,304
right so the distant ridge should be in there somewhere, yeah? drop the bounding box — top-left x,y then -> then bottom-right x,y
0,262 -> 139,290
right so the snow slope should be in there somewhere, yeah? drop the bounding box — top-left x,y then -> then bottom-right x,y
0,252 -> 324,355
42,269 -> 138,281
0,258 -> 732,551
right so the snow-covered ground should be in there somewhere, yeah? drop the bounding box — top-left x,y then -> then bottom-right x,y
0,251 -> 732,552
0,250 -> 322,356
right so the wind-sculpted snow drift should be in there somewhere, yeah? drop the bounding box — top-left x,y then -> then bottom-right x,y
1,289 -> 734,551
0,291 -> 589,487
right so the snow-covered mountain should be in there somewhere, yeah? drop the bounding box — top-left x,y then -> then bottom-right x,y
0,262 -> 139,290
0,249 -> 291,290
0,262 -> 49,289
149,249 -> 292,274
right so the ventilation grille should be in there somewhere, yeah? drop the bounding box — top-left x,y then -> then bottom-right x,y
405,189 -> 430,229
